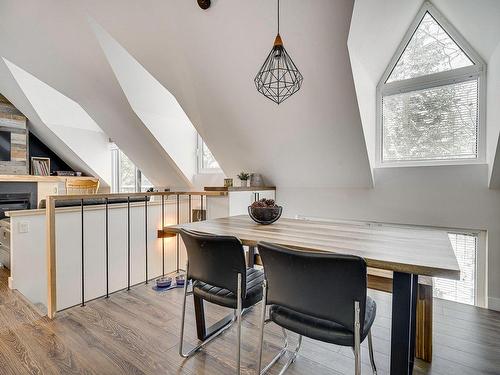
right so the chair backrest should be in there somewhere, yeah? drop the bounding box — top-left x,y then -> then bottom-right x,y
179,229 -> 248,296
66,179 -> 100,195
258,242 -> 368,334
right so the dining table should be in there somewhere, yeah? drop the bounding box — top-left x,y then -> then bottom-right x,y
163,215 -> 460,375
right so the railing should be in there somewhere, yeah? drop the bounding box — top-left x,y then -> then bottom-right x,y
45,191 -> 226,319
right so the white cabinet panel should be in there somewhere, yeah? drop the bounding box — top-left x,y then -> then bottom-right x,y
207,190 -> 276,217
229,191 -> 254,216
37,182 -> 64,207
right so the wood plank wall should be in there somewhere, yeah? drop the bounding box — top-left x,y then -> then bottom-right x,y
0,94 -> 28,175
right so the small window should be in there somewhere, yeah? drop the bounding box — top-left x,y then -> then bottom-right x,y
377,2 -> 485,166
110,143 -> 152,193
383,79 -> 478,162
386,13 -> 473,83
197,134 -> 221,173
434,233 -> 477,305
139,171 -> 153,192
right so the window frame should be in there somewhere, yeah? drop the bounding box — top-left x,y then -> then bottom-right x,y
443,229 -> 487,308
376,1 -> 487,168
196,134 -> 222,174
110,142 -> 151,193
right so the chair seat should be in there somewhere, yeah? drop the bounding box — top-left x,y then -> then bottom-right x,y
193,268 -> 264,309
269,296 -> 376,347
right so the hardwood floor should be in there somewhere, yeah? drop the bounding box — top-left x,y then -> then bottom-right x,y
1,266 -> 500,375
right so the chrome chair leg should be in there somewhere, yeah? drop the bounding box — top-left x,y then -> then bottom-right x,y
257,280 -> 267,374
178,263 -> 191,357
236,273 -> 242,375
260,325 -> 289,374
354,301 -> 361,375
289,335 -> 302,363
258,280 -> 291,375
277,334 -> 302,375
178,268 -> 238,358
368,330 -> 377,375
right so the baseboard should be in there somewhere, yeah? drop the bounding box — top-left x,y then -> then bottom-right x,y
488,297 -> 500,312
8,276 -> 13,289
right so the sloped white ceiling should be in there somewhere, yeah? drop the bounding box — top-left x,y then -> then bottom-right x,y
0,0 -> 373,189
89,18 -> 198,183
0,59 -> 109,183
80,0 -> 372,188
0,0 -> 189,188
2,0 -> 499,189
3,58 -> 111,185
348,0 -> 500,187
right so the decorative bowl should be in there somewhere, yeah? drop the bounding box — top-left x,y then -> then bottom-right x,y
248,206 -> 283,225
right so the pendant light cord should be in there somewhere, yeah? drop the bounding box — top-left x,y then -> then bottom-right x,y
277,0 -> 280,34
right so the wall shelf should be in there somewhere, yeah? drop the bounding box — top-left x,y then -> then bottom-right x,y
0,175 -> 98,183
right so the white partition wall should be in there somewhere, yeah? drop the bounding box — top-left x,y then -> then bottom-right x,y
9,198 -> 195,312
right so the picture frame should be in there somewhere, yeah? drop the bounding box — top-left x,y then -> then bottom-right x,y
31,157 -> 51,176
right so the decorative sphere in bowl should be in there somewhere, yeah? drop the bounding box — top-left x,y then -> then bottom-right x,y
248,199 -> 282,224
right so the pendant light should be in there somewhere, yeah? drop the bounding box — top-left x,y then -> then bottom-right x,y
254,0 -> 303,104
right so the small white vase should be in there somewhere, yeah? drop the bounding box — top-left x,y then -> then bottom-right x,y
240,180 -> 248,187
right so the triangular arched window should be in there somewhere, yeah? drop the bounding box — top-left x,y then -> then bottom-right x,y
377,2 -> 485,165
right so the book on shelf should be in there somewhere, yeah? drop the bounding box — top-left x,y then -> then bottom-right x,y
31,157 -> 50,176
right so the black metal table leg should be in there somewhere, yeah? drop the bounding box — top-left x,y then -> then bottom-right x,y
247,245 -> 256,267
391,272 -> 418,375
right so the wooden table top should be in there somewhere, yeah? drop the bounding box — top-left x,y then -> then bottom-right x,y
164,215 -> 460,280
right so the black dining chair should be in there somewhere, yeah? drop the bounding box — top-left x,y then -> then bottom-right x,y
178,229 -> 264,374
257,242 -> 377,375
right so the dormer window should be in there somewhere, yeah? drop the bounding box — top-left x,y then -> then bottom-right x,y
377,2 -> 486,166
197,134 -> 222,173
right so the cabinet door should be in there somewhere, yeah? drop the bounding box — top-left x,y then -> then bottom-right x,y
37,182 -> 61,207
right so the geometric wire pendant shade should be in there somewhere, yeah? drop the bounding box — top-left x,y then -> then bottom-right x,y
254,0 -> 303,104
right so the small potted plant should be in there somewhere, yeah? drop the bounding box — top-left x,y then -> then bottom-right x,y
237,172 -> 250,187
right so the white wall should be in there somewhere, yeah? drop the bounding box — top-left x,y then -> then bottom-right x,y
487,43 -> 500,187
278,164 -> 500,310
192,172 -> 226,190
